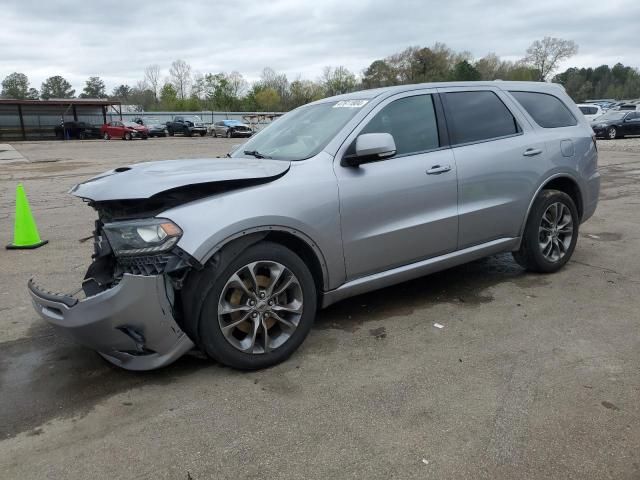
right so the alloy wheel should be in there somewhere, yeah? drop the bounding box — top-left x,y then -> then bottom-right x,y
538,202 -> 573,262
218,261 -> 303,354
608,127 -> 617,139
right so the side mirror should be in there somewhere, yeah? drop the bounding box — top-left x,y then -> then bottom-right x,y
342,133 -> 397,167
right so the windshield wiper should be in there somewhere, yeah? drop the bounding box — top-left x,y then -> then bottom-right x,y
243,150 -> 271,159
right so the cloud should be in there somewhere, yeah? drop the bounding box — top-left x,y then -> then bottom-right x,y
1,0 -> 638,92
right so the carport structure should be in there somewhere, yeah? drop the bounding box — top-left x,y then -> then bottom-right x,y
0,99 -> 122,141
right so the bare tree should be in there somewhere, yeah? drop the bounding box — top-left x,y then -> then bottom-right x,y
227,71 -> 248,98
523,37 -> 578,81
144,64 -> 161,101
169,59 -> 192,99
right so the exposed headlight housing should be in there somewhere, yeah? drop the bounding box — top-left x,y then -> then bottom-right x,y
103,218 -> 182,256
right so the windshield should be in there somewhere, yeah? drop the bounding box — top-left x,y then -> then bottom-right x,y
124,122 -> 141,128
225,120 -> 244,125
596,112 -> 626,122
231,100 -> 367,161
185,116 -> 202,123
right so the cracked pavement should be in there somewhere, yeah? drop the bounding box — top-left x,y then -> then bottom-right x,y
0,137 -> 639,479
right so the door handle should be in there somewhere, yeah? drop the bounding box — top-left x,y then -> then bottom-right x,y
426,164 -> 452,175
523,148 -> 543,157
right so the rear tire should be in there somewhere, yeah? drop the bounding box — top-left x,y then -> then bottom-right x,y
103,132 -> 110,140
184,241 -> 317,370
513,189 -> 579,273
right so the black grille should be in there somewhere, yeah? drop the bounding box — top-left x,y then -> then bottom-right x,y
117,254 -> 173,276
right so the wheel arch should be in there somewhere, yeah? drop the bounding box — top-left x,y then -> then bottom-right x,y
520,174 -> 584,237
200,226 -> 330,293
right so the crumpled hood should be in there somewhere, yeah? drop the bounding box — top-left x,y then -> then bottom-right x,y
70,158 -> 290,201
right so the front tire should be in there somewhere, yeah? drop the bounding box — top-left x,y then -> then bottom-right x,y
607,127 -> 617,140
226,130 -> 232,138
513,189 -> 579,273
124,132 -> 132,141
185,242 -> 317,370
103,132 -> 110,140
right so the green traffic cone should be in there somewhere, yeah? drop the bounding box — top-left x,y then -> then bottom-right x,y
6,183 -> 48,250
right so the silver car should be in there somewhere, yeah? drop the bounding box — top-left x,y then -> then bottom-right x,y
29,81 -> 600,371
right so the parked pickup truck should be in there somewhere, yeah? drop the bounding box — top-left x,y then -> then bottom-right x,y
165,115 -> 207,137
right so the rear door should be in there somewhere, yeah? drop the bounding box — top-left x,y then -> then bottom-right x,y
438,87 -> 547,249
334,91 -> 459,279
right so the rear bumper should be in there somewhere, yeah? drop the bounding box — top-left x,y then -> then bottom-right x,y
582,170 -> 601,223
28,274 -> 194,371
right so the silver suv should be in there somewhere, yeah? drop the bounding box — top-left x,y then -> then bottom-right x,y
29,81 -> 600,371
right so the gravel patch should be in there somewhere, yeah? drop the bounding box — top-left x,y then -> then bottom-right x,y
597,136 -> 640,153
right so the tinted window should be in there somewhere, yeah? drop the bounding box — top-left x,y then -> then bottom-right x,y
510,91 -> 577,128
443,91 -> 520,145
579,106 -> 598,115
359,95 -> 439,156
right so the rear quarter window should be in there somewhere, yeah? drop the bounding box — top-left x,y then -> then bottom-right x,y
510,91 -> 577,128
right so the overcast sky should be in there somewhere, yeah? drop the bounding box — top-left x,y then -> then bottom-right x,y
1,0 -> 638,93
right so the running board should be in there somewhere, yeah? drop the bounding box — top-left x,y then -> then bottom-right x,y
321,237 -> 519,308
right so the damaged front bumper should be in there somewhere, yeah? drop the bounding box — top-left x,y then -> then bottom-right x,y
28,273 -> 194,371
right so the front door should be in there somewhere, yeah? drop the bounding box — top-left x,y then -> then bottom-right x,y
334,92 -> 458,280
622,112 -> 640,135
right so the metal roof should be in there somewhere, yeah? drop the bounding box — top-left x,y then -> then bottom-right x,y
0,99 -> 121,106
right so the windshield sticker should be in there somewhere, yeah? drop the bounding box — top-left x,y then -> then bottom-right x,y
333,100 -> 368,108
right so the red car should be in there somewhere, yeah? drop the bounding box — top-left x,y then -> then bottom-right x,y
101,120 -> 149,140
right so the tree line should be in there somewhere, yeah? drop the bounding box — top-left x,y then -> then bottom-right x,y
2,37 -> 639,112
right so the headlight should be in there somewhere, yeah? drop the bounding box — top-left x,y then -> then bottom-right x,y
102,218 -> 182,256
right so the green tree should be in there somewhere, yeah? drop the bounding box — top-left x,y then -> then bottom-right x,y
128,86 -> 156,111
1,72 -> 38,99
159,83 -> 178,109
111,84 -> 132,101
40,76 -> 75,99
450,60 -> 481,81
322,66 -> 357,96
254,88 -> 281,111
80,76 -> 107,98
575,81 -> 594,102
288,79 -> 325,108
362,60 -> 398,89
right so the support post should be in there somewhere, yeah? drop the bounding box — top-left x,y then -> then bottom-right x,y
17,104 -> 26,140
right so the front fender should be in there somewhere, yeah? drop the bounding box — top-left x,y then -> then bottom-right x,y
162,155 -> 346,290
